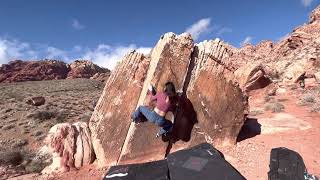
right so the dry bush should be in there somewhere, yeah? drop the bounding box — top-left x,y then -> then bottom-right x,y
264,101 -> 285,113
249,108 -> 264,116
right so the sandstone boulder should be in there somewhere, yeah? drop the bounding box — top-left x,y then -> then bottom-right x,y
42,122 -> 94,174
26,96 -> 45,106
89,51 -> 150,167
117,32 -> 194,165
234,63 -> 271,92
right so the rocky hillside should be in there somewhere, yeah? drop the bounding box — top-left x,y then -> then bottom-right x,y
0,59 -> 111,83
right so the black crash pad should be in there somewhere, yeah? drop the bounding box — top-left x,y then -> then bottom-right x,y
167,143 -> 245,180
104,159 -> 169,180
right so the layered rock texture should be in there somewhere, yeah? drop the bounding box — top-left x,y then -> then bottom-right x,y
0,59 -> 110,83
42,122 -> 94,174
89,33 -> 249,167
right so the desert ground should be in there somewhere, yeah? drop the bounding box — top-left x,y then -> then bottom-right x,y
0,79 -> 104,179
4,80 -> 319,180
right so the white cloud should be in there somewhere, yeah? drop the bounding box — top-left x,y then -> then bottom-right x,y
301,0 -> 314,7
0,38 -> 35,64
81,44 -> 151,70
240,36 -> 253,46
216,27 -> 232,36
186,18 -> 211,40
0,36 -> 151,70
72,19 -> 85,30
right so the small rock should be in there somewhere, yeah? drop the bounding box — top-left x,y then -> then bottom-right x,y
2,124 -> 15,130
34,131 -> 43,137
26,97 -> 45,106
12,139 -> 28,148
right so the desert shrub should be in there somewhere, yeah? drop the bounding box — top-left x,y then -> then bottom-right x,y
28,110 -> 56,122
311,103 -> 320,113
0,151 -> 23,166
264,95 -> 275,102
264,101 -> 285,113
298,93 -> 316,106
56,110 -> 68,123
249,108 -> 264,116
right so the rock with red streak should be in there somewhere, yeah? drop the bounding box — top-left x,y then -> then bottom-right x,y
67,60 -> 109,79
117,32 -> 194,165
89,51 -> 151,167
0,60 -> 69,83
42,122 -> 94,174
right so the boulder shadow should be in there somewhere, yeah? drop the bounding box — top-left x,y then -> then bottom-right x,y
163,93 -> 198,155
236,117 -> 261,142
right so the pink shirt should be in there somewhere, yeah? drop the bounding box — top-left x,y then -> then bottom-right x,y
149,91 -> 175,113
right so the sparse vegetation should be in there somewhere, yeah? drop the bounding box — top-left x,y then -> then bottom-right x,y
264,101 -> 285,113
297,86 -> 320,112
0,78 -> 103,174
249,108 -> 264,116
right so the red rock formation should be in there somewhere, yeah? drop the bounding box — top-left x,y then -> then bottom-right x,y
67,60 -> 109,79
0,59 -> 110,83
0,60 -> 69,83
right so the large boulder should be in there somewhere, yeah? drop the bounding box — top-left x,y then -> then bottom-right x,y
117,32 -> 194,165
234,63 -> 271,92
42,122 -> 94,174
89,51 -> 151,167
171,41 -> 248,150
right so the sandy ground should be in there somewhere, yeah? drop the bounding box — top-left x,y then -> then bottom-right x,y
7,83 -> 320,180
217,85 -> 320,179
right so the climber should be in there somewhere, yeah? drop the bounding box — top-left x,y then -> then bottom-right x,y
131,82 -> 178,138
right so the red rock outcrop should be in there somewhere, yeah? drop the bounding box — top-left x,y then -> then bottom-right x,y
0,60 -> 69,83
67,60 -> 109,79
0,59 -> 110,83
42,122 -> 94,174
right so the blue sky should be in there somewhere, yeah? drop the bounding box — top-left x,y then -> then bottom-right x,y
0,0 -> 319,69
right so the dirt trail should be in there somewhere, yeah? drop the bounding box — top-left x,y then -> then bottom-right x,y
218,86 -> 320,179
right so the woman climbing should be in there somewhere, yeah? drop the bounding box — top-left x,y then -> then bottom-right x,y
131,81 -> 177,137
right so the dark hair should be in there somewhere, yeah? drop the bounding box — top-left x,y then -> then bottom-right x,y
164,81 -> 176,102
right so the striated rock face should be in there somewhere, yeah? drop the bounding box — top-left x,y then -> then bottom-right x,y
89,51 -> 150,166
42,122 -> 94,174
90,32 -> 248,167
0,59 -> 110,83
117,33 -> 194,165
67,60 -> 110,79
0,60 -> 69,83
